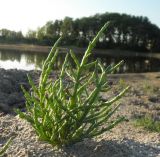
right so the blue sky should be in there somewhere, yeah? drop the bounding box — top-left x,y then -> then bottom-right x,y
0,0 -> 159,34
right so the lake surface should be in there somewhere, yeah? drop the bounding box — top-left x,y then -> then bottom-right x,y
0,49 -> 160,73
0,50 -> 46,70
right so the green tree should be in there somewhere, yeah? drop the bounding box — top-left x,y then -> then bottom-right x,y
26,30 -> 37,39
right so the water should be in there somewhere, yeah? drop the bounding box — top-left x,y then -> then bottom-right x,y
0,49 -> 160,73
0,50 -> 46,70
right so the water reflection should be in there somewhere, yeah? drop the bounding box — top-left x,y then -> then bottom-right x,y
97,54 -> 160,73
0,49 -> 160,73
0,50 -> 21,62
0,50 -> 46,70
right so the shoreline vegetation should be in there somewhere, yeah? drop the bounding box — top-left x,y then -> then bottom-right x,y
0,13 -> 160,52
0,43 -> 160,59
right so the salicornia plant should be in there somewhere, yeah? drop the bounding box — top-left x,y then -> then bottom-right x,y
0,137 -> 13,156
17,22 -> 129,148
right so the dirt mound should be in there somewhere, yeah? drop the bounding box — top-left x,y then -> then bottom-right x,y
0,68 -> 39,113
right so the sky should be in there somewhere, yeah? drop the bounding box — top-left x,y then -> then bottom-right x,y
0,0 -> 160,35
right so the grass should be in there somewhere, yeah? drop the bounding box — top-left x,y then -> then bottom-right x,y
142,81 -> 159,95
118,79 -> 127,90
134,115 -> 160,133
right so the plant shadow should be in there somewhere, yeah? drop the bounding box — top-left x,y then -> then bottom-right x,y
62,138 -> 160,157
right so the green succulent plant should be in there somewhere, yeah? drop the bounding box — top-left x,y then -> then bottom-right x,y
17,22 -> 129,148
0,137 -> 13,156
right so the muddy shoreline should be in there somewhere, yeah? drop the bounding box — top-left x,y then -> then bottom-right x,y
0,44 -> 160,59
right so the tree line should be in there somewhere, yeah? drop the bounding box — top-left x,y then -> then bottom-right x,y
0,12 -> 160,52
